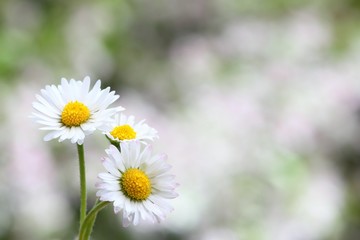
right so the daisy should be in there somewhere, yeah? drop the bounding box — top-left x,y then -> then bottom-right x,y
96,141 -> 178,227
31,76 -> 124,144
102,113 -> 158,144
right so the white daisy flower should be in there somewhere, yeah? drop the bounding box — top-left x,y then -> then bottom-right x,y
96,141 -> 178,227
102,113 -> 158,143
31,76 -> 124,144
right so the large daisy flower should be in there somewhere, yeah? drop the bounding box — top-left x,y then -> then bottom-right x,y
96,141 -> 178,227
102,113 -> 158,143
31,77 -> 124,144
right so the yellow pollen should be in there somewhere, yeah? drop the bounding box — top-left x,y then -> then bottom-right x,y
120,168 -> 151,201
61,101 -> 90,127
110,125 -> 136,140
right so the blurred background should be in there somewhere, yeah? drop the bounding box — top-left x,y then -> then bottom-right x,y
2,0 -> 360,239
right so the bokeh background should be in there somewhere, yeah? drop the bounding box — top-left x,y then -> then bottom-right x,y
2,0 -> 360,239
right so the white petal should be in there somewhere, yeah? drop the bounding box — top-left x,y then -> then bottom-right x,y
35,93 -> 61,113
34,95 -> 60,116
98,172 -> 118,181
100,190 -> 121,200
153,190 -> 179,199
43,130 -> 64,141
139,144 -> 153,166
143,199 -> 165,220
103,158 -> 121,177
149,195 -> 174,213
79,76 -> 91,100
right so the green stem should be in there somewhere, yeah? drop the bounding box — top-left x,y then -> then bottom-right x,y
83,199 -> 99,238
77,143 -> 87,226
83,214 -> 96,239
79,201 -> 110,240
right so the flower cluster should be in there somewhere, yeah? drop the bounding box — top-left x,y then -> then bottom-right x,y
31,77 -> 178,234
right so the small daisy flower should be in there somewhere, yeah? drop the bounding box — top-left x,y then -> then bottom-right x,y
96,141 -> 178,227
102,113 -> 158,144
31,76 -> 124,144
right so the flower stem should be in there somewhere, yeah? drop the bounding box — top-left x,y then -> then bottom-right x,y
79,201 -> 110,240
77,143 -> 87,226
83,199 -> 99,238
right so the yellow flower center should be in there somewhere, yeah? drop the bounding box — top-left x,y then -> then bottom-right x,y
61,101 -> 90,127
110,124 -> 136,140
120,168 -> 151,201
